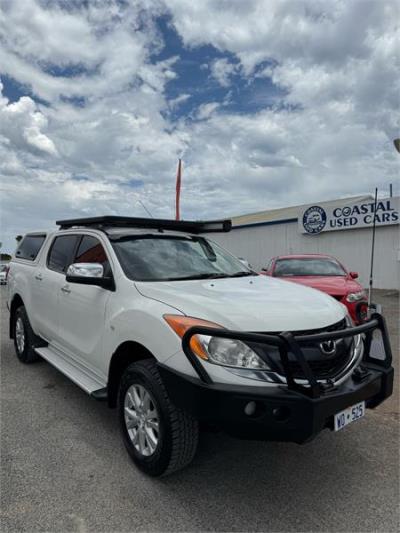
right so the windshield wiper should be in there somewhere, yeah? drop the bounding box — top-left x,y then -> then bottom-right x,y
164,272 -> 230,281
227,271 -> 256,278
159,271 -> 256,282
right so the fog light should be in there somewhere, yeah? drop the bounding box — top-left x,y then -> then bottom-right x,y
356,302 -> 369,323
272,406 -> 291,422
244,401 -> 257,416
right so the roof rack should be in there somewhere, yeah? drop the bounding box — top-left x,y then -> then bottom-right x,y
56,216 -> 232,234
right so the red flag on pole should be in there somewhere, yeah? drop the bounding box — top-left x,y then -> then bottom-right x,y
175,158 -> 182,220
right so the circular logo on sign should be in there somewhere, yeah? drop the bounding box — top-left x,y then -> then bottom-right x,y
342,206 -> 351,217
303,206 -> 327,234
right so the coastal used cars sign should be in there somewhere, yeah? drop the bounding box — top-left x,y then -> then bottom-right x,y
299,197 -> 399,235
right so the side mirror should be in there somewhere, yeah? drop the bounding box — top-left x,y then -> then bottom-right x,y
349,271 -> 359,279
66,263 -> 115,290
261,267 -> 267,272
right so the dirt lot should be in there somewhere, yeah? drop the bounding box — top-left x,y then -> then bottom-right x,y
1,288 -> 399,532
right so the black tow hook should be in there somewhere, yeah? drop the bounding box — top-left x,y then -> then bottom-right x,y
353,366 -> 371,383
319,379 -> 336,393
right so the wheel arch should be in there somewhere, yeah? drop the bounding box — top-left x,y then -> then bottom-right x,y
107,341 -> 155,408
9,293 -> 24,339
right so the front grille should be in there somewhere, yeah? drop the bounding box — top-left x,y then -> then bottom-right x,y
288,318 -> 354,380
287,345 -> 354,380
257,318 -> 354,381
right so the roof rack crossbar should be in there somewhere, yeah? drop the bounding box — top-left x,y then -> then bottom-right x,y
56,216 -> 232,234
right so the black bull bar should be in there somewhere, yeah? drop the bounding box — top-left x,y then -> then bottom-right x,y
182,313 -> 393,399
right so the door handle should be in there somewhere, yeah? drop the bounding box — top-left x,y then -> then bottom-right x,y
35,274 -> 43,281
61,285 -> 71,294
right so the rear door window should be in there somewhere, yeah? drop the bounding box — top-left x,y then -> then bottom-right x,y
47,235 -> 80,273
16,234 -> 46,261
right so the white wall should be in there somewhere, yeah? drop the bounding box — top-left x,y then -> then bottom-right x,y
209,223 -> 400,290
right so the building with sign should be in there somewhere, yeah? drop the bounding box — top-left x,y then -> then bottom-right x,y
208,195 -> 400,290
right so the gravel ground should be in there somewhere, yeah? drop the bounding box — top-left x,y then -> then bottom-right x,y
1,287 -> 399,533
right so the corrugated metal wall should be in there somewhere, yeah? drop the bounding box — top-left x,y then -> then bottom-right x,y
209,223 -> 400,290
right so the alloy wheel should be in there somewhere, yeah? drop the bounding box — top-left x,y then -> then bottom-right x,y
124,384 -> 160,457
15,317 -> 25,354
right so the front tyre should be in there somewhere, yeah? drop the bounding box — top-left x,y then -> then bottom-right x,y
13,306 -> 40,364
118,359 -> 199,477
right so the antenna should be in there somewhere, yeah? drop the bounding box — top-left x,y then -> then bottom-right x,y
138,200 -> 154,219
368,188 -> 378,309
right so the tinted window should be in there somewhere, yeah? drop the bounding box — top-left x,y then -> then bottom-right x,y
112,235 -> 251,281
274,258 -> 346,277
16,235 -> 46,261
48,236 -> 79,273
74,236 -> 110,274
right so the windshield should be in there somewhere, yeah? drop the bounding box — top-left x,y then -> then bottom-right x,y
112,235 -> 254,281
274,258 -> 346,277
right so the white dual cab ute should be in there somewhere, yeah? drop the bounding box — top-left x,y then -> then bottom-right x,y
8,216 -> 394,476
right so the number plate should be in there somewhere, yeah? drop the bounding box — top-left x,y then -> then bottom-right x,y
334,401 -> 365,431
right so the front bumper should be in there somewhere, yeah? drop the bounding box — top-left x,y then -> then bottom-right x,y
159,312 -> 394,443
159,363 -> 393,443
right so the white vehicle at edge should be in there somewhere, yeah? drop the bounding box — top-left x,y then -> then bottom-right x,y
7,216 -> 393,477
0,264 -> 8,284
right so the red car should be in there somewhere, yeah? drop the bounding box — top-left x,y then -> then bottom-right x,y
262,254 -> 368,324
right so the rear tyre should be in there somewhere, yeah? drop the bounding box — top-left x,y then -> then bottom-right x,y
13,306 -> 40,364
118,359 -> 199,477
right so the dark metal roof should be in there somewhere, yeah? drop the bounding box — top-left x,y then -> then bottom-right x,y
56,216 -> 232,234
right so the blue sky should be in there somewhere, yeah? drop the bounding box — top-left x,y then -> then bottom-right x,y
1,75 -> 28,102
154,15 -> 283,121
1,15 -> 283,117
0,0 -> 399,252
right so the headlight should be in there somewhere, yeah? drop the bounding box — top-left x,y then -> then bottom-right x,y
346,291 -> 367,303
164,314 -> 270,369
197,335 -> 269,369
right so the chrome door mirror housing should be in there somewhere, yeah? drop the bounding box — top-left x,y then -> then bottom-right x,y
67,263 -> 104,278
66,263 -> 115,290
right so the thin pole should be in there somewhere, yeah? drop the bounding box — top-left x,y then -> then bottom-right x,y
175,159 -> 182,220
368,188 -> 378,307
138,200 -> 153,218
389,183 -> 393,197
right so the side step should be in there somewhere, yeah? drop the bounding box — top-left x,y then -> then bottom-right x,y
35,346 -> 106,394
91,388 -> 108,401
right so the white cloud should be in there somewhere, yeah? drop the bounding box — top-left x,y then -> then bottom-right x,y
0,89 -> 58,155
164,0 -> 394,71
164,0 -> 399,138
210,58 -> 238,87
168,93 -> 190,109
196,102 -> 220,120
0,0 -> 165,102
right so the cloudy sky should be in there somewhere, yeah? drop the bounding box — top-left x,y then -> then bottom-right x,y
0,0 -> 399,252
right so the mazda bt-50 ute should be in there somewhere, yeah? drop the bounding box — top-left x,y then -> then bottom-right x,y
7,216 -> 393,476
